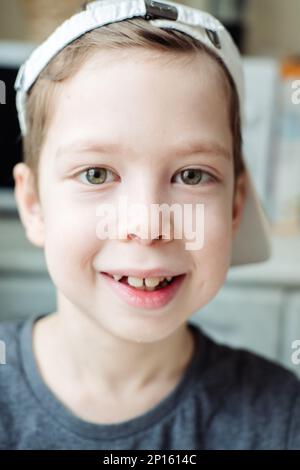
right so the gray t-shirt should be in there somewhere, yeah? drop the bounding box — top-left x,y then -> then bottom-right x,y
0,312 -> 300,450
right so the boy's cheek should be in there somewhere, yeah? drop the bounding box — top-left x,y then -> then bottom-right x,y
183,238 -> 231,315
197,204 -> 233,273
202,197 -> 233,242
42,208 -> 101,270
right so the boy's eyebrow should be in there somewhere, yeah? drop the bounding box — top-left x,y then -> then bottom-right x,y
55,139 -> 231,161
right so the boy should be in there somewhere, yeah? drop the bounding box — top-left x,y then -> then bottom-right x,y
1,0 -> 300,449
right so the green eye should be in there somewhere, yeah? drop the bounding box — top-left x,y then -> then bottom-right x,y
173,169 -> 215,185
79,167 -> 116,185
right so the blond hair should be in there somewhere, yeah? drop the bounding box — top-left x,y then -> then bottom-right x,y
23,16 -> 245,194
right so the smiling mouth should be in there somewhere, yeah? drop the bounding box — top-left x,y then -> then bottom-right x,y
101,272 -> 181,291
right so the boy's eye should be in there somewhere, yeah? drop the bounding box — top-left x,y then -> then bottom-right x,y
172,169 -> 216,186
76,167 -> 216,187
78,167 -> 117,185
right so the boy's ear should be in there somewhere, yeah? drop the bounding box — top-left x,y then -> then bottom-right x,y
232,170 -> 247,237
13,163 -> 45,248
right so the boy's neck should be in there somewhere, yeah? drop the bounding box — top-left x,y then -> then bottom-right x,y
32,307 -> 196,398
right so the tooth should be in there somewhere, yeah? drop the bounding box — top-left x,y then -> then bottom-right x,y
144,277 -> 161,287
113,274 -> 122,282
127,276 -> 144,288
125,276 -> 172,289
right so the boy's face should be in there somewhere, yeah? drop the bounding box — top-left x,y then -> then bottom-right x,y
14,49 -> 246,343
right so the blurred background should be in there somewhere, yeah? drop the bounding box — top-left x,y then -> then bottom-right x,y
0,0 -> 300,375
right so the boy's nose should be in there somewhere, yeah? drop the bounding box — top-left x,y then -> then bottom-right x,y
126,232 -> 171,246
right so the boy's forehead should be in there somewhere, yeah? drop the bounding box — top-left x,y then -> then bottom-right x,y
57,49 -> 228,117
43,49 -> 232,160
70,46 -> 224,88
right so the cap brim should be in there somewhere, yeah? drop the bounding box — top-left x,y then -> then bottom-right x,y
230,163 -> 272,266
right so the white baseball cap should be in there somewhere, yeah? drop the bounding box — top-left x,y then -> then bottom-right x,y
14,0 -> 272,266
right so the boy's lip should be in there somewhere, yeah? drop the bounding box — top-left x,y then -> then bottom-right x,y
99,268 -> 186,278
100,272 -> 187,310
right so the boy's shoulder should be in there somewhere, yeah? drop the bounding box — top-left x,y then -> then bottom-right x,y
191,323 -> 300,449
0,315 -> 25,370
0,315 -> 32,448
0,315 -> 31,401
194,322 -> 300,395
